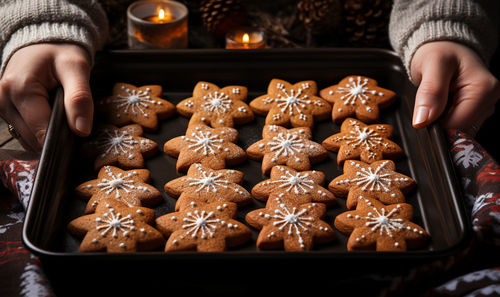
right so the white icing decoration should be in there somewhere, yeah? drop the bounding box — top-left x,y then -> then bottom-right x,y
268,132 -> 305,158
186,165 -> 235,193
182,210 -> 219,239
343,161 -> 394,192
183,130 -> 224,156
97,129 -> 137,157
336,76 -> 383,106
272,202 -> 315,249
95,204 -> 135,238
202,91 -> 232,114
114,87 -> 160,117
271,83 -> 312,117
358,204 -> 404,239
268,168 -> 315,194
96,166 -> 149,202
342,121 -> 383,152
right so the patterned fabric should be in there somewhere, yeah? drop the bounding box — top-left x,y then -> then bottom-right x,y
0,128 -> 498,296
448,129 -> 500,245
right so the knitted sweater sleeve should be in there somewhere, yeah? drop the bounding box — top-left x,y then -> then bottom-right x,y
389,0 -> 499,80
0,0 -> 109,75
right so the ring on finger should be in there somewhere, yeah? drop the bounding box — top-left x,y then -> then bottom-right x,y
7,123 -> 21,139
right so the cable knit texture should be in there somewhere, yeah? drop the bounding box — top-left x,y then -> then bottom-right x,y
389,0 -> 500,81
0,0 -> 109,75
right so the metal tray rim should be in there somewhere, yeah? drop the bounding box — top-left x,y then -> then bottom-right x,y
22,48 -> 471,261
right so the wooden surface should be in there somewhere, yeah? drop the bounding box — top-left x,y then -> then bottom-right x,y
0,119 -> 24,151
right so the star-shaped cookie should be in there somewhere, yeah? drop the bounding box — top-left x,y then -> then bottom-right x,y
322,118 -> 403,165
246,125 -> 328,175
164,163 -> 252,211
86,124 -> 158,171
251,165 -> 336,206
245,196 -> 336,251
249,79 -> 331,128
329,160 -> 416,209
176,81 -> 254,128
320,75 -> 396,123
75,166 -> 162,214
155,202 -> 252,252
98,83 -> 176,131
163,124 -> 246,172
334,196 -> 429,251
67,198 -> 164,253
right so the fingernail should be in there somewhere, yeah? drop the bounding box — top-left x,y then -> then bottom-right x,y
75,116 -> 91,135
413,106 -> 429,127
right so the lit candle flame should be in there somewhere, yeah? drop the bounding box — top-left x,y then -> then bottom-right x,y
159,8 -> 165,20
242,33 -> 250,44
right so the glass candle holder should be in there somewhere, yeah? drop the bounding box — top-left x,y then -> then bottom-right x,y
225,27 -> 266,49
127,0 -> 188,49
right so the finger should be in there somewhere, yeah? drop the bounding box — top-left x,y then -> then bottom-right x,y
442,75 -> 500,136
0,79 -> 47,152
412,56 -> 457,128
54,53 -> 93,137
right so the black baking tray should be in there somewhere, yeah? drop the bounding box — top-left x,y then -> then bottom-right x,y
23,49 -> 470,295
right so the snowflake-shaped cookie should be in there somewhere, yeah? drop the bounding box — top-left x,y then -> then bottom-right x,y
176,81 -> 254,128
322,118 -> 403,165
155,202 -> 252,252
67,198 -> 164,253
164,124 -> 246,172
86,124 -> 158,171
250,79 -> 331,128
329,160 -> 416,209
246,196 -> 335,251
99,83 -> 176,131
164,163 -> 252,211
334,196 -> 429,251
320,75 -> 396,123
246,125 -> 328,175
251,165 -> 336,206
75,166 -> 162,214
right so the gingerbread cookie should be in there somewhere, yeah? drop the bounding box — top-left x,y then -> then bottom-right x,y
334,196 -> 429,251
164,163 -> 252,211
249,79 -> 331,128
98,83 -> 176,131
176,81 -> 254,128
164,124 -> 246,172
67,198 -> 164,253
319,75 -> 396,123
322,118 -> 403,165
246,125 -> 328,175
251,165 -> 335,206
329,160 -> 416,209
75,166 -> 162,214
86,124 -> 158,171
245,196 -> 335,251
155,202 -> 252,252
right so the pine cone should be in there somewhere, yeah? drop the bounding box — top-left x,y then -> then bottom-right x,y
200,0 -> 246,38
342,0 -> 392,48
297,0 -> 342,33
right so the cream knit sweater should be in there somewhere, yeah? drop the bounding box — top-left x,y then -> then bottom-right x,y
0,0 -> 108,75
1,0 -> 498,81
389,0 -> 500,81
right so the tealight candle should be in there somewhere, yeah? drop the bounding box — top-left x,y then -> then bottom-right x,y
127,0 -> 188,49
144,8 -> 174,23
225,27 -> 266,49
